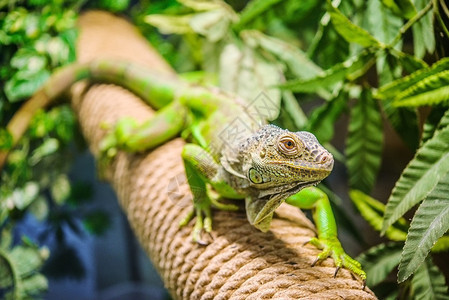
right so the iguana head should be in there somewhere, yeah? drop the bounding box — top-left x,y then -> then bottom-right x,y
227,124 -> 334,231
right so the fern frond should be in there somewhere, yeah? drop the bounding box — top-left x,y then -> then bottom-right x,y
410,257 -> 449,298
382,124 -> 449,233
398,172 -> 449,282
346,89 -> 383,193
376,57 -> 449,100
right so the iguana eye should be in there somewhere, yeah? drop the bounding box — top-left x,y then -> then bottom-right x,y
278,135 -> 300,155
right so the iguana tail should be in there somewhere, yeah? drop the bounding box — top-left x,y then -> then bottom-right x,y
0,59 -> 181,171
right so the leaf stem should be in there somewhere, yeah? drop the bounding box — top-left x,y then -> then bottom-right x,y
434,0 -> 449,39
389,0 -> 434,48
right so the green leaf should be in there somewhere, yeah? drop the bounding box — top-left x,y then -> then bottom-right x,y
50,174 -> 71,205
350,190 -> 407,241
381,0 -> 417,19
382,124 -> 449,233
234,0 -> 283,30
4,68 -> 51,102
49,105 -> 76,143
29,138 -> 59,165
392,71 -> 449,107
346,89 -> 383,193
421,108 -> 448,149
189,9 -> 235,42
21,273 -> 48,297
366,0 -> 405,44
7,182 -> 40,210
410,258 -> 449,299
29,109 -> 55,138
280,90 -> 308,130
0,128 -> 13,150
357,242 -> 403,287
179,0 -> 226,11
279,51 -> 374,93
219,43 -> 282,120
376,57 -> 448,101
412,0 -> 435,58
98,0 -> 130,12
398,172 -> 449,282
144,14 -> 194,35
28,196 -> 49,221
432,236 -> 449,253
326,0 -> 383,48
241,30 -> 322,79
306,90 -> 347,144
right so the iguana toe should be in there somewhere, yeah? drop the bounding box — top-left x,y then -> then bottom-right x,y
306,237 -> 367,286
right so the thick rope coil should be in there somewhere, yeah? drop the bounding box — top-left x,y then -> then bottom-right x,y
70,11 -> 377,300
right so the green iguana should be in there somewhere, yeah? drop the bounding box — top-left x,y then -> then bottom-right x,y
1,59 -> 366,287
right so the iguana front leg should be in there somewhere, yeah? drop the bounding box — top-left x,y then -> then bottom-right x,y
179,144 -> 240,244
286,186 -> 367,287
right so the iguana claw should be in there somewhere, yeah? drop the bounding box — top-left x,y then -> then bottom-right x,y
179,193 -> 238,245
306,237 -> 367,286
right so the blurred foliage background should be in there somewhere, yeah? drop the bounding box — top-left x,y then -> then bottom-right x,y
1,0 -> 449,299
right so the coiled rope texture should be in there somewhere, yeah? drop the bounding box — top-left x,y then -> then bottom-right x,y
71,11 -> 377,300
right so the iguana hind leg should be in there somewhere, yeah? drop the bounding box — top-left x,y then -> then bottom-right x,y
99,101 -> 187,162
179,144 -> 239,244
285,186 -> 366,287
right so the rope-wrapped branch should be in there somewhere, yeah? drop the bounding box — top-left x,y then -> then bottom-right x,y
71,11 -> 377,300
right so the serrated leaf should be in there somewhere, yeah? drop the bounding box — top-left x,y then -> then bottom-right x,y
392,71 -> 449,107
346,89 -> 383,193
279,51 -> 374,93
410,257 -> 449,299
326,0 -> 383,48
421,108 -> 448,146
219,43 -> 281,120
306,90 -> 347,144
398,173 -> 449,282
382,124 -> 449,233
376,57 -> 448,101
357,242 -> 403,287
350,190 -> 408,241
381,0 -> 417,19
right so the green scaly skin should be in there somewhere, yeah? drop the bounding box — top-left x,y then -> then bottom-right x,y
3,59 -> 366,287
